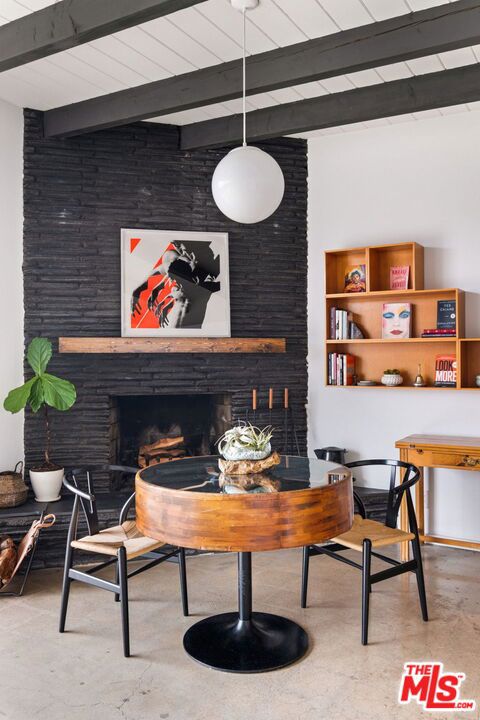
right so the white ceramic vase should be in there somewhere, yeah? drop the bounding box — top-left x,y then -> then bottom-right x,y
381,373 -> 403,387
29,468 -> 64,502
222,443 -> 272,461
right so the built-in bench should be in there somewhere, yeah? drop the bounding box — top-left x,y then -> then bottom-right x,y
0,486 -> 388,569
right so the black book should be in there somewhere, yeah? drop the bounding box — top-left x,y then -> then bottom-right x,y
437,300 -> 456,330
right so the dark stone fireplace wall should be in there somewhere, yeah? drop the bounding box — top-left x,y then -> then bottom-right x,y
23,109 -> 308,491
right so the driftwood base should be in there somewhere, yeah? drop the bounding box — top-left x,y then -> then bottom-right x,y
218,452 -> 281,476
219,473 -> 280,493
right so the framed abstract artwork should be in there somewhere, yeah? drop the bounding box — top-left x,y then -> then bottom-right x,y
121,229 -> 230,337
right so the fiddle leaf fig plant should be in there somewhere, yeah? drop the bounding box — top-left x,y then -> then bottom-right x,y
4,338 -> 76,469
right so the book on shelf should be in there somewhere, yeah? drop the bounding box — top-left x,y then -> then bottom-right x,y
389,265 -> 410,291
434,354 -> 457,387
337,309 -> 350,340
344,265 -> 366,293
437,300 -> 456,330
382,303 -> 412,339
422,328 -> 456,338
330,307 -> 360,340
330,306 -> 336,339
328,353 -> 355,385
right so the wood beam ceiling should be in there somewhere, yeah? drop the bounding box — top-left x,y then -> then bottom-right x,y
43,0 -> 480,138
180,63 -> 480,149
0,0 -> 207,73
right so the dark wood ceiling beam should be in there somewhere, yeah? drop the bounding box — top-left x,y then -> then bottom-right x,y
180,63 -> 480,149
0,0 -> 207,73
44,0 -> 480,137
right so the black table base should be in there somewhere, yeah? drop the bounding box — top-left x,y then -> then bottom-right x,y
183,611 -> 308,673
183,552 -> 308,673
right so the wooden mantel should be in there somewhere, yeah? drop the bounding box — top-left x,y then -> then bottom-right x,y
59,337 -> 286,354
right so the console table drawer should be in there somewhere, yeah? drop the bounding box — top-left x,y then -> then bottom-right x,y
407,448 -> 480,469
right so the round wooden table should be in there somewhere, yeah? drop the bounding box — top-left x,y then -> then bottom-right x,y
136,455 -> 353,673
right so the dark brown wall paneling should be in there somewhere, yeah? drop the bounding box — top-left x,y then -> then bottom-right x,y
23,109 -> 308,490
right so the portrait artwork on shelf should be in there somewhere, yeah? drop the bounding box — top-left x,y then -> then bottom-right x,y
344,264 -> 366,293
382,302 -> 412,339
121,229 -> 230,337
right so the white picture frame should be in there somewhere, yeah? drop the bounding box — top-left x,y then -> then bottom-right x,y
121,229 -> 230,337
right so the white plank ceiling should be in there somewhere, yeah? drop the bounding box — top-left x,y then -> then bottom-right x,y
0,0 -> 479,137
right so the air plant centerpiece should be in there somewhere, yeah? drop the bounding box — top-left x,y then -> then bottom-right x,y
217,423 -> 273,462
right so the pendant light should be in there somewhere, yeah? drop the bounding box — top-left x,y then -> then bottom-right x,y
211,0 -> 285,224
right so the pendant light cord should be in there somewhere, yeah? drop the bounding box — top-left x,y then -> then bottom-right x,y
242,7 -> 247,147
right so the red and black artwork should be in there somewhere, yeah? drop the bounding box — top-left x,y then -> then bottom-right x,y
121,230 -> 230,337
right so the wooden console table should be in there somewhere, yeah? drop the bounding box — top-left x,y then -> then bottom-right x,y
396,434 -> 480,560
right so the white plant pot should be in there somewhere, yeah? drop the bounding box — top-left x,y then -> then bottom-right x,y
29,468 -> 64,502
381,373 -> 403,387
222,443 -> 272,461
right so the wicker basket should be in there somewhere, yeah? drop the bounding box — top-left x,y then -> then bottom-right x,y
0,462 -> 28,508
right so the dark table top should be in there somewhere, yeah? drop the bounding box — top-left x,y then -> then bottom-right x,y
137,455 -> 350,495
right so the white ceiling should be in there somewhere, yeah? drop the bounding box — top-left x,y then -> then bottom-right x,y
0,0 -> 479,138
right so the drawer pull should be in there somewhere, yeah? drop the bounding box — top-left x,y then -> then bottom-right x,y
457,456 -> 480,468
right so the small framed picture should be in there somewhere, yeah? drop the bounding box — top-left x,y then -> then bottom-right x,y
344,265 -> 366,293
121,229 -> 230,337
382,303 -> 412,339
390,265 -> 410,291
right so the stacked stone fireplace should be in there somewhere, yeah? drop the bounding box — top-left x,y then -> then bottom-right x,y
22,108 -> 308,512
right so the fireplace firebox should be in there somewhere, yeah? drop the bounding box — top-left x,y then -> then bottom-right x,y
110,394 -> 232,469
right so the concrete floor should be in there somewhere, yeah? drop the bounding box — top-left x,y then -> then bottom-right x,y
1,545 -> 478,720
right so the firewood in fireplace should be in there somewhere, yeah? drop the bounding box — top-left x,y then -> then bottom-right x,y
138,435 -> 187,468
138,449 -> 187,468
141,436 -> 185,452
139,453 -> 187,468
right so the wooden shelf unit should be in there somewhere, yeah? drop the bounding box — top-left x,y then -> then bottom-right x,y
325,241 -> 423,295
324,242 -> 478,390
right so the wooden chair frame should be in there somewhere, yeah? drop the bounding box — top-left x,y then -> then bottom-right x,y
59,465 -> 188,657
301,459 -> 428,645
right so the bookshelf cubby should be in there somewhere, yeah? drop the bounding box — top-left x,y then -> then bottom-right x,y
368,242 -> 423,292
325,247 -> 367,295
325,242 -> 478,390
459,339 -> 480,389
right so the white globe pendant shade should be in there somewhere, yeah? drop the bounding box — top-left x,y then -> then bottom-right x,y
212,145 -> 285,224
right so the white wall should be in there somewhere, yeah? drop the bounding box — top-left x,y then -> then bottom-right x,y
0,99 -> 24,470
308,112 -> 480,543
